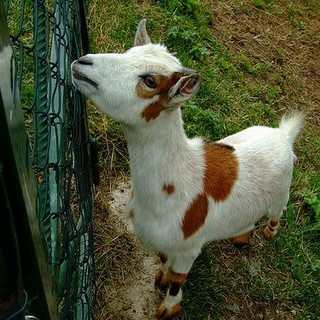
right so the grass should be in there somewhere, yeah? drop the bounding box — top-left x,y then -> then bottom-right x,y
87,0 -> 320,319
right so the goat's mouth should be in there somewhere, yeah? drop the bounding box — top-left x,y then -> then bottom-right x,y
72,71 -> 99,89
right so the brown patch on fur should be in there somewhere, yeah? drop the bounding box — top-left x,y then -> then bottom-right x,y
167,270 -> 186,300
155,269 -> 168,292
232,230 -> 254,247
156,302 -> 182,320
269,220 -> 280,229
155,254 -> 169,292
138,73 -> 182,122
182,194 -> 208,239
136,74 -> 180,99
163,184 -> 175,195
155,266 -> 186,294
204,142 -> 238,202
264,227 -> 272,240
166,268 -> 187,284
141,99 -> 165,121
181,142 -> 238,239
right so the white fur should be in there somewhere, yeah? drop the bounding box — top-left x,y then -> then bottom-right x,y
71,20 -> 304,318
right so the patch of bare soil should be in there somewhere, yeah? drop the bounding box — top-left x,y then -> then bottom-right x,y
93,177 -> 159,320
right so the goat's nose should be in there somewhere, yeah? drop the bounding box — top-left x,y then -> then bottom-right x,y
78,55 -> 93,65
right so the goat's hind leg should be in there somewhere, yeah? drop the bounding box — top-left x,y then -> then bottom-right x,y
264,219 -> 281,240
264,209 -> 284,240
264,191 -> 289,240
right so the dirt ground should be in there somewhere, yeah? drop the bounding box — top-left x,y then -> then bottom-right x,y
92,1 -> 319,319
206,0 -> 320,118
93,177 -> 160,320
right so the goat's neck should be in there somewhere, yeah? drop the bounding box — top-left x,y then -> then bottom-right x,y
122,109 -> 201,194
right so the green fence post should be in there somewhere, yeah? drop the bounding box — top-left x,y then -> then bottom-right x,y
0,1 -> 58,318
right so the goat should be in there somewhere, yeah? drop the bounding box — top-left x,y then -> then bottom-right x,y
71,19 -> 304,320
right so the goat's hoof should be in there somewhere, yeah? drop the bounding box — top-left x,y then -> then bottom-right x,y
156,302 -> 182,320
232,230 -> 253,247
155,270 -> 168,293
264,226 -> 277,240
264,220 -> 280,240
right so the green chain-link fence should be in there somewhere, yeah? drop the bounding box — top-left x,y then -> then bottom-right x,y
2,0 -> 95,318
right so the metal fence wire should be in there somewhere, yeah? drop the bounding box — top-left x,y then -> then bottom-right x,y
4,0 -> 95,319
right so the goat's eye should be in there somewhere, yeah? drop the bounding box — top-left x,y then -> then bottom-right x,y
142,75 -> 157,89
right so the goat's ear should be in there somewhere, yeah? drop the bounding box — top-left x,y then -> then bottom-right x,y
168,71 -> 201,106
134,19 -> 151,46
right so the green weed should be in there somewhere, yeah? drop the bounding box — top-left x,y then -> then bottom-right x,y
301,178 -> 320,232
183,103 -> 224,140
181,249 -> 224,319
252,0 -> 274,11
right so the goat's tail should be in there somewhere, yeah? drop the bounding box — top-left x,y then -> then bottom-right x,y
279,112 -> 305,146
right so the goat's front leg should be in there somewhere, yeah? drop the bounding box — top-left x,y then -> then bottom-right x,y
156,268 -> 186,320
155,253 -> 172,292
155,252 -> 199,320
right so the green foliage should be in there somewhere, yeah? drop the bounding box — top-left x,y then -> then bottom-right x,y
166,23 -> 210,61
182,103 -> 224,140
302,186 -> 320,231
252,0 -> 274,11
156,0 -> 215,64
286,1 -> 320,20
238,53 -> 272,77
306,0 -> 320,8
156,0 -> 210,24
179,249 -> 223,319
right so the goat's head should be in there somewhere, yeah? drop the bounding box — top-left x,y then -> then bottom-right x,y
71,19 -> 201,125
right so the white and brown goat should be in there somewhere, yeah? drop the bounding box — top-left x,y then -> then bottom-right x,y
72,19 -> 304,320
